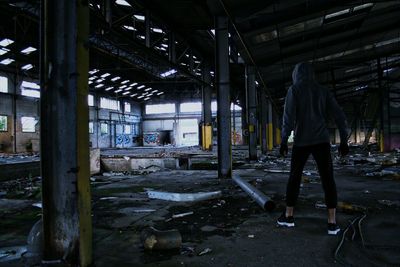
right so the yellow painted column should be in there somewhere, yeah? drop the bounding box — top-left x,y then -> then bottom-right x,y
267,123 -> 273,150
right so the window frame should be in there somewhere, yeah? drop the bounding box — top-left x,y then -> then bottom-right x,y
21,116 -> 37,133
0,115 -> 7,132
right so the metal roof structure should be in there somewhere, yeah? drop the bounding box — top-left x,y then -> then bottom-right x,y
1,0 -> 399,111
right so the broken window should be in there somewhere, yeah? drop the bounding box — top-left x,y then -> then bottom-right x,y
21,81 -> 40,98
124,102 -> 131,113
100,97 -> 120,110
100,123 -> 108,134
0,115 -> 7,131
145,103 -> 175,114
89,122 -> 94,134
124,124 -> 132,134
0,76 -> 8,93
21,116 -> 37,133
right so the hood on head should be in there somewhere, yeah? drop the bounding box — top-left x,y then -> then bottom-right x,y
292,62 -> 315,84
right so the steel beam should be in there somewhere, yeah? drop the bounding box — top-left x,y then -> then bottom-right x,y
168,32 -> 176,63
40,0 -> 92,265
246,65 -> 257,160
215,16 -> 232,178
145,10 -> 151,48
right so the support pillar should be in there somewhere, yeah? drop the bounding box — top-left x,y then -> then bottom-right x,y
267,100 -> 274,150
215,16 -> 231,178
202,65 -> 212,150
40,0 -> 92,265
246,65 -> 257,160
260,90 -> 268,154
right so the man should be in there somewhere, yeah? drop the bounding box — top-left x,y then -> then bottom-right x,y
277,62 -> 349,235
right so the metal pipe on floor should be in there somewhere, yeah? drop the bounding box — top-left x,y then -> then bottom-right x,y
232,175 -> 275,211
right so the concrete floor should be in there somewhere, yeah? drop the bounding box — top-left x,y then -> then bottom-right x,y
0,146 -> 399,266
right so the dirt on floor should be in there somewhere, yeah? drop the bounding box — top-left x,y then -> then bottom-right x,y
1,145 -> 400,266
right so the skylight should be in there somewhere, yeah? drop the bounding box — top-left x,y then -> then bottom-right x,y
115,89 -> 122,93
121,80 -> 129,84
0,48 -> 9,56
115,0 -> 131,7
151,28 -> 164,33
0,58 -> 14,65
123,25 -> 137,31
130,82 -> 138,87
95,84 -> 104,88
122,91 -> 130,95
89,69 -> 99,75
137,85 -> 145,89
111,76 -> 121,81
101,73 -> 110,78
157,92 -> 164,95
160,69 -> 177,78
0,38 -> 14,47
144,87 -> 152,91
20,46 -> 37,55
21,64 -> 33,70
134,15 -> 145,21
105,87 -> 113,91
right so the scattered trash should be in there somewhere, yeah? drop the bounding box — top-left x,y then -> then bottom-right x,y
0,246 -> 27,263
315,201 -> 366,212
99,197 -> 118,200
123,156 -> 130,161
363,190 -> 371,194
198,248 -> 212,256
232,175 -> 275,211
337,201 -> 367,213
102,172 -> 125,177
141,227 -> 182,250
172,211 -> 194,219
315,201 -> 327,209
181,246 -> 195,256
131,208 -> 156,213
377,199 -> 400,207
366,167 -> 400,177
147,190 -> 222,202
264,169 -> 290,173
248,234 -> 255,238
200,225 -> 218,232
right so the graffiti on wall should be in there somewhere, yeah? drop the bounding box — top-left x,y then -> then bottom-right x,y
116,134 -> 131,145
143,132 -> 160,145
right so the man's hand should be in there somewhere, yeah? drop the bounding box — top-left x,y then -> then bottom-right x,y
338,142 -> 349,156
280,143 -> 288,157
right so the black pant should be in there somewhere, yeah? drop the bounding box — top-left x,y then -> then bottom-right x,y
286,143 -> 337,209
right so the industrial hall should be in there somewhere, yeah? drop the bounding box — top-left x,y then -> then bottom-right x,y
0,0 -> 399,266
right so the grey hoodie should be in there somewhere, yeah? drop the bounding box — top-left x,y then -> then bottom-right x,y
281,62 -> 348,146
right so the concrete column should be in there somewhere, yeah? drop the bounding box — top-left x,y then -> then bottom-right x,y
260,90 -> 268,154
215,16 -> 231,178
202,66 -> 212,125
241,97 -> 248,145
246,65 -> 257,160
267,100 -> 273,150
40,0 -> 92,265
201,65 -> 213,150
